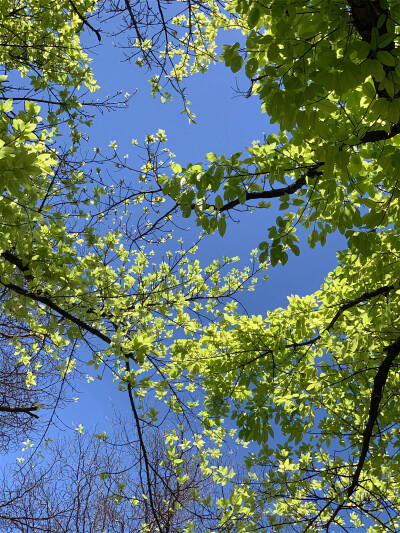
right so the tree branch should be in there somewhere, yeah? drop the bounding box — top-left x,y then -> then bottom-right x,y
359,124 -> 400,144
2,281 -> 111,345
200,163 -> 324,214
323,284 -> 395,334
321,335 -> 400,530
1,251 -> 33,281
68,0 -> 101,41
124,0 -> 143,44
292,282 -> 396,350
347,336 -> 400,497
0,405 -> 39,419
2,247 -> 113,344
125,360 -> 164,533
220,175 -> 307,212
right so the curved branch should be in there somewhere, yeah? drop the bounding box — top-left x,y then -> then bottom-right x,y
198,162 -> 324,214
322,335 -> 400,530
347,336 -> 400,497
220,175 -> 307,212
323,284 -> 395,334
293,282 -> 396,350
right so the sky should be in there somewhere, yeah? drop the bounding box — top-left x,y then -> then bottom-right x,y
0,9 -> 389,533
86,29 -> 345,305
0,14 -> 346,456
51,22 -> 346,435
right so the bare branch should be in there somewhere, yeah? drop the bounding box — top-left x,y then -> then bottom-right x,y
0,405 -> 39,419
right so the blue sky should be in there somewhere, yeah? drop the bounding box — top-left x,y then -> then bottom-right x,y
87,31 -> 345,304
49,26 -> 345,433
0,11 -> 348,472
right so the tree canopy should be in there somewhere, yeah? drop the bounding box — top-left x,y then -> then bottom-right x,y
2,0 -> 400,532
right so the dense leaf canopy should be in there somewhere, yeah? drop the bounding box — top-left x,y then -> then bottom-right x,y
2,0 -> 400,532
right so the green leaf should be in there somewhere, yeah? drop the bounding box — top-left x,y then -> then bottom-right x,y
378,32 -> 396,48
231,55 -> 244,73
218,218 -> 227,236
377,50 -> 396,67
245,57 -> 259,79
247,7 -> 261,29
171,162 -> 183,173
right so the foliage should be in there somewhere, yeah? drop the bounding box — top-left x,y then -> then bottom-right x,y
162,0 -> 400,530
0,422 -> 219,532
2,0 -> 400,532
97,0 -> 238,115
0,1 -> 259,531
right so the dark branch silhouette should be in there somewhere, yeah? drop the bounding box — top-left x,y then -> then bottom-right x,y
0,405 -> 39,419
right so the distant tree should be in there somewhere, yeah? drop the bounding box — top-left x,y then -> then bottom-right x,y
0,422 -> 223,533
0,309 -> 75,452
